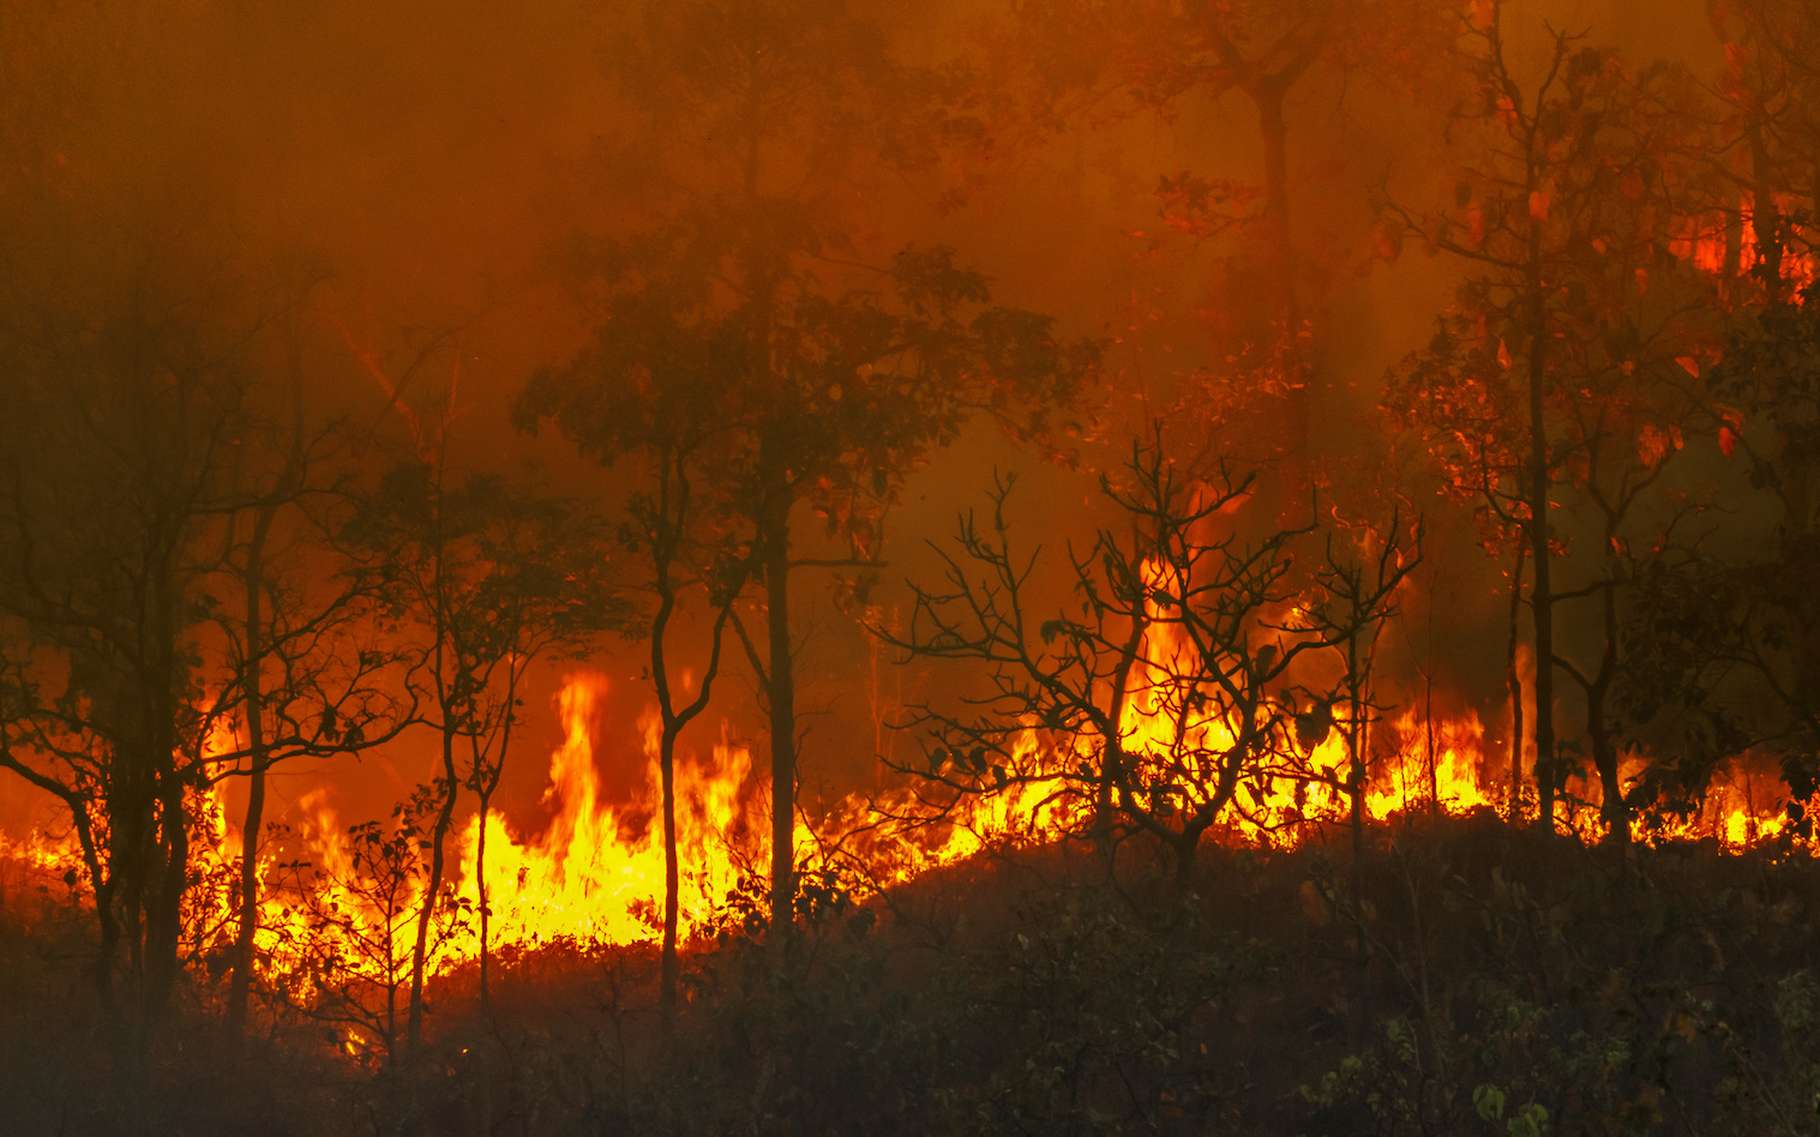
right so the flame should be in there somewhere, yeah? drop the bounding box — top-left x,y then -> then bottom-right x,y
1670,193 -> 1816,294
449,677 -> 764,949
0,654 -> 1812,1059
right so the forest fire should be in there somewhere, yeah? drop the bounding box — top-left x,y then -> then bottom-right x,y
4,659 -> 1797,1032
8,0 -> 1820,1132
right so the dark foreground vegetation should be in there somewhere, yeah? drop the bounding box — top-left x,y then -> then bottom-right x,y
8,815 -> 1820,1136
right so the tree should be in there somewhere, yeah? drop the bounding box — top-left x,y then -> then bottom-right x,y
1622,282 -> 1820,826
344,460 -> 622,1048
1382,1 -> 1720,833
207,291 -> 425,1039
1289,510 -> 1422,878
626,445 -> 751,1024
990,0 -> 1452,465
453,483 -> 621,1011
214,412 -> 415,1040
515,223 -> 761,1016
0,271 -> 256,1067
878,434 -> 1376,880
524,0 -> 1099,943
271,790 -> 468,1071
1703,0 -> 1820,306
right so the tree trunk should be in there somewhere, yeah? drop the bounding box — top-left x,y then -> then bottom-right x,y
1172,830 -> 1198,886
1590,583 -> 1629,845
1345,635 -> 1368,964
138,559 -> 186,1042
476,787 -> 493,1011
660,722 -> 681,1022
1749,119 -> 1785,306
1253,78 -> 1308,468
408,728 -> 458,1051
1255,80 -> 1297,337
227,506 -> 275,1039
144,758 -> 187,1027
73,811 -> 119,1017
1524,215 -> 1558,832
1506,541 -> 1527,824
1587,696 -> 1626,845
1423,667 -> 1438,815
760,450 -> 798,942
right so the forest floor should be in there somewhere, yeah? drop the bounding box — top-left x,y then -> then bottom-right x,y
6,810 -> 1820,1136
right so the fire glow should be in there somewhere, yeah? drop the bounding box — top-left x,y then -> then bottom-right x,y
4,658 -> 1799,1046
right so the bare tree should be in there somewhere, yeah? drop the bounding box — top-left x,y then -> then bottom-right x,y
1285,510 -> 1422,931
879,434 -> 1357,881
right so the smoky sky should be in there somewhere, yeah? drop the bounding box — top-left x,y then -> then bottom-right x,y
0,0 -> 1737,835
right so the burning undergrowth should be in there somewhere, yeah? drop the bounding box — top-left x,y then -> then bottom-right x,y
3,664 -> 1810,1073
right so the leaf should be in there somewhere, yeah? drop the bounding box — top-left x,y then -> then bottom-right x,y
1295,702 -> 1334,750
1473,1084 -> 1507,1122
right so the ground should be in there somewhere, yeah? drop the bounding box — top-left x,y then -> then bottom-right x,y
5,812 -> 1820,1136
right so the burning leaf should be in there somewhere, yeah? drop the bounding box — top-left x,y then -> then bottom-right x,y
1635,423 -> 1677,469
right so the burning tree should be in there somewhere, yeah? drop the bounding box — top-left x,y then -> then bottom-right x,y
1383,0 -> 1725,835
1286,510 -> 1424,857
269,791 -> 471,1070
520,329 -> 757,1020
343,460 -> 624,1047
1705,0 -> 1820,306
521,0 -> 1098,939
881,435 -> 1398,879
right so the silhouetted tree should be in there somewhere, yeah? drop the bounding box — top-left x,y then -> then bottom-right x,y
1383,1 -> 1720,832
1289,510 -> 1422,871
345,460 -> 622,1048
0,268 -> 258,1073
519,0 -> 1099,941
879,435 -> 1392,880
271,789 -> 468,1071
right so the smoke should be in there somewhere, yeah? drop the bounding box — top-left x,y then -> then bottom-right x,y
0,0 -> 1743,833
